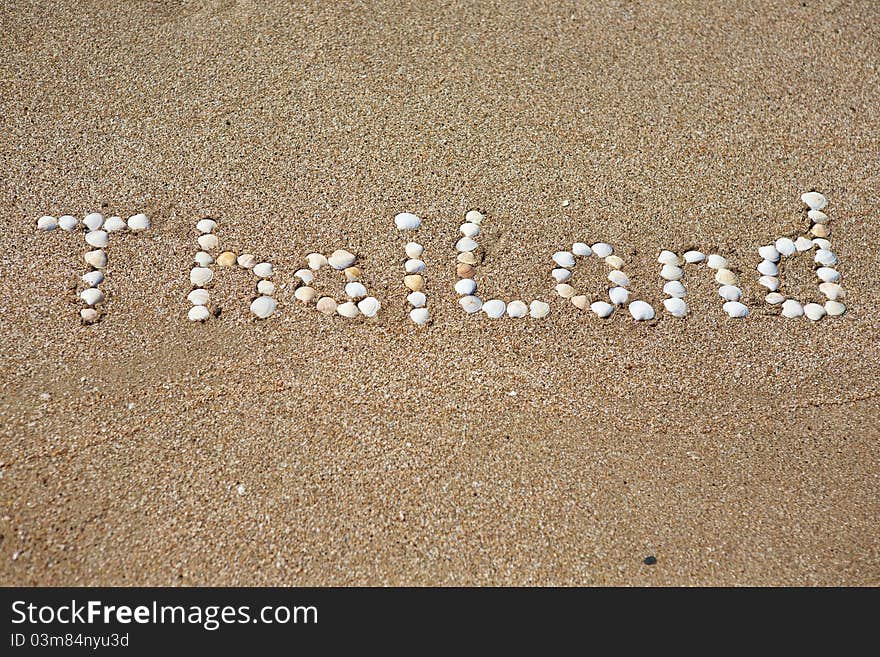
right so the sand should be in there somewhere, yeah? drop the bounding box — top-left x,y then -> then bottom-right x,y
1,1 -> 879,586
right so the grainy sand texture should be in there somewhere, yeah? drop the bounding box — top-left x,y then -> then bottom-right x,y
1,0 -> 879,586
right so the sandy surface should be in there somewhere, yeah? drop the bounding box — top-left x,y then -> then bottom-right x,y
1,1 -> 879,586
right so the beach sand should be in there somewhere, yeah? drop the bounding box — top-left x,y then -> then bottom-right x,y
1,0 -> 879,585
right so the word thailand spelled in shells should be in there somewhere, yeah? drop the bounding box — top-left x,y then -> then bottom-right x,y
37,192 -> 846,325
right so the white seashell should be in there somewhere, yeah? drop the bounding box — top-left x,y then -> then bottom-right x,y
818,282 -> 844,300
683,250 -> 705,264
238,254 -> 256,269
294,268 -> 314,284
529,300 -> 550,318
394,212 -> 421,230
253,262 -> 273,278
81,308 -> 99,323
507,300 -> 528,318
552,268 -> 572,283
795,236 -> 814,252
59,215 -> 78,231
663,297 -> 688,317
294,286 -> 316,303
707,254 -> 728,269
454,279 -> 477,295
660,264 -> 682,281
765,292 -> 785,305
757,260 -> 778,276
801,191 -> 827,210
188,289 -> 209,305
592,243 -> 613,258
825,300 -> 846,316
357,297 -> 381,317
407,291 -> 426,307
405,242 -> 424,258
816,267 -> 840,283
328,249 -> 356,270
657,250 -> 680,265
345,281 -> 367,299
196,219 -> 216,234
336,301 -> 360,319
482,299 -> 506,318
316,297 -> 337,315
572,242 -> 592,257
85,230 -> 108,248
774,238 -> 796,257
198,234 -> 219,251
410,308 -> 430,325
194,251 -> 213,266
555,283 -> 576,298
628,300 -> 655,321
37,215 -> 58,230
808,210 -> 829,224
722,301 -> 749,318
456,237 -> 478,253
459,295 -> 482,313
104,216 -> 126,232
781,299 -> 804,318
83,213 -> 104,230
127,213 -> 149,231
663,281 -> 686,298
718,285 -> 742,301
715,269 -> 738,285
250,296 -> 277,319
804,303 -> 826,321
188,305 -> 210,321
759,245 -> 780,262
465,210 -> 484,224
813,238 -> 832,251
190,267 -> 213,286
608,270 -> 630,287
571,295 -> 589,310
460,222 -> 480,237
257,280 -> 275,295
814,249 -> 837,266
605,255 -> 625,269
591,301 -> 614,318
457,252 -> 477,265
84,250 -> 107,268
759,276 -> 779,291
82,270 -> 104,287
80,288 -> 104,306
405,258 -> 426,273
552,251 -> 575,268
305,253 -> 327,270
608,286 -> 629,306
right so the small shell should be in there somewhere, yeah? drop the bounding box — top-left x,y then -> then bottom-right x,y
811,224 -> 829,238
459,295 -> 482,313
592,243 -> 613,258
357,297 -> 381,317
188,289 -> 209,305
104,216 -> 127,232
80,288 -> 104,306
456,237 -> 478,253
337,301 -> 359,318
795,236 -> 815,251
572,242 -> 592,257
315,297 -> 337,315
804,303 -> 826,321
571,295 -> 589,310
85,231 -> 109,248
759,245 -> 780,262
482,299 -> 506,318
405,242 -> 424,258
663,297 -> 688,317
410,308 -> 430,325
552,251 -> 576,268
659,264 -> 682,281
722,301 -> 749,318
344,266 -> 361,281
188,305 -> 210,322
84,250 -> 107,268
405,258 -> 426,273
657,250 -> 680,265
194,251 -> 213,266
707,254 -> 728,269
250,296 -> 277,319
529,300 -> 550,318
757,260 -> 778,276
628,300 -> 655,321
457,252 -> 478,265
758,276 -> 779,291
765,292 -> 785,305
605,255 -> 625,269
294,269 -> 314,284
460,222 -> 480,237
825,300 -> 846,316
217,251 -> 237,267
663,281 -> 686,298
345,281 -> 367,299
507,300 -> 528,318
238,254 -> 256,269
718,285 -> 742,301
190,267 -> 213,286
407,291 -> 426,308
808,210 -> 829,224
552,268 -> 572,283
608,270 -> 630,287
464,210 -> 484,224
293,285 -> 318,303
253,262 -> 273,278
591,301 -> 614,318
800,191 -> 827,211
294,286 -> 316,303
814,249 -> 837,266
257,280 -> 275,295
58,215 -> 78,231
404,275 -> 424,291
82,270 -> 104,287
127,214 -> 150,231
454,279 -> 477,295
555,283 -> 576,298
715,269 -> 738,286
306,253 -> 327,270
781,299 -> 804,318
813,238 -> 832,251
394,212 -> 421,230
328,249 -> 356,270
83,213 -> 104,230
80,308 -> 99,323
196,219 -> 216,234
608,286 -> 629,306
457,263 -> 475,278
818,282 -> 844,300
774,238 -> 796,257
683,250 -> 705,263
